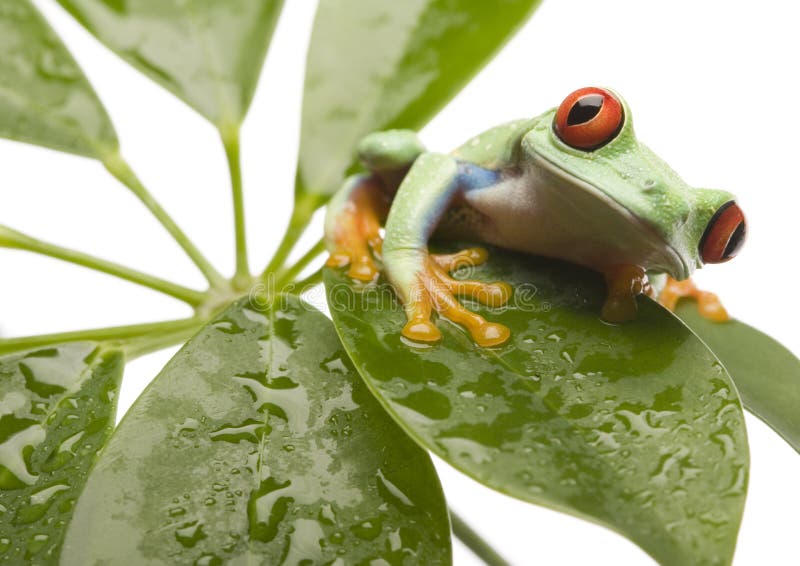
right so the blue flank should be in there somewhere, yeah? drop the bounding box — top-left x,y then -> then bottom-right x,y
457,161 -> 502,192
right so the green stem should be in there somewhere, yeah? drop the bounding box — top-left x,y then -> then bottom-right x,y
0,224 -> 205,306
119,323 -> 202,360
0,318 -> 201,357
290,268 -> 323,294
102,151 -> 227,289
276,238 -> 325,288
450,509 -> 511,566
261,192 -> 326,280
221,125 -> 250,289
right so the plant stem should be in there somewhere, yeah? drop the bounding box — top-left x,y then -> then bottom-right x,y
102,151 -> 227,289
220,125 -> 251,290
450,509 -> 511,566
290,268 -> 323,294
276,238 -> 325,288
0,318 -> 202,357
119,323 -> 201,360
0,224 -> 205,306
261,192 -> 326,280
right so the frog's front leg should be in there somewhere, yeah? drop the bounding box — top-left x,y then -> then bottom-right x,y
658,276 -> 729,322
601,264 -> 656,323
324,174 -> 389,281
383,153 -> 512,347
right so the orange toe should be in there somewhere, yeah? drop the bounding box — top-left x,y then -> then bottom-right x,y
402,319 -> 442,343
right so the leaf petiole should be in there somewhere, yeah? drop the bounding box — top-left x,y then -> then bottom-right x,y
275,237 -> 325,288
220,123 -> 251,290
102,151 -> 227,289
280,267 -> 323,296
0,224 -> 206,305
0,317 -> 202,357
261,191 -> 326,280
450,510 -> 511,566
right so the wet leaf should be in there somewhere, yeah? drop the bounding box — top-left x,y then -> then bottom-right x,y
0,343 -> 125,564
675,302 -> 800,454
298,0 -> 543,197
57,0 -> 285,128
325,247 -> 749,566
0,0 -> 118,157
62,296 -> 451,564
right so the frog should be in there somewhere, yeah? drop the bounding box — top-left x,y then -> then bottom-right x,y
324,86 -> 747,347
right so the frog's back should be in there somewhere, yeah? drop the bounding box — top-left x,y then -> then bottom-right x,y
451,118 -> 537,169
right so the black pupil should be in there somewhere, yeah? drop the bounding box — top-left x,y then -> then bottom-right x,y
723,221 -> 746,259
567,94 -> 604,125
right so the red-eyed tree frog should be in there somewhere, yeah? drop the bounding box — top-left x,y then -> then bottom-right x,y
324,87 -> 747,347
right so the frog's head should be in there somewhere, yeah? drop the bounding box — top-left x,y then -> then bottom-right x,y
521,86 -> 746,279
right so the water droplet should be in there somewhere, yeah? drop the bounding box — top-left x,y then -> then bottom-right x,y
194,554 -> 222,566
318,503 -> 336,525
25,533 -> 49,558
175,521 -> 207,548
376,469 -> 414,508
209,420 -> 266,443
248,477 -> 292,543
168,506 -> 186,518
281,519 -> 324,564
0,423 -> 46,488
351,518 -> 382,541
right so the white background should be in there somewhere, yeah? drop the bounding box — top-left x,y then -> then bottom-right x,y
1,0 -> 799,564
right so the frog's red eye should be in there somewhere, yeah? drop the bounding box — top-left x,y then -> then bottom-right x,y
700,202 -> 747,264
554,87 -> 624,150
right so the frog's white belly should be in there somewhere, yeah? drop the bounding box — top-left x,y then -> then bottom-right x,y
461,156 -> 687,278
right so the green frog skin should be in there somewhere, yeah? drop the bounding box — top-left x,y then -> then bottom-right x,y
324,87 -> 747,347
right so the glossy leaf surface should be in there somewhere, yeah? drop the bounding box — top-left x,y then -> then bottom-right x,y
0,0 -> 117,157
0,343 -> 124,564
675,302 -> 800,454
62,296 -> 451,564
298,0 -> 543,196
57,0 -> 285,127
325,248 -> 749,566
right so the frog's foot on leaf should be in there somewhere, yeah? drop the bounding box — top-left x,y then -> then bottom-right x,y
325,179 -> 386,282
658,276 -> 729,322
402,251 -> 512,347
601,264 -> 655,323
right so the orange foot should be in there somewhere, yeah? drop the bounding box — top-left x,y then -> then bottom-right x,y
325,177 -> 387,281
602,264 -> 656,323
658,276 -> 729,322
401,248 -> 513,347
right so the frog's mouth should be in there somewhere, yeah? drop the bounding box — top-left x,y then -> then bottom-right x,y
532,154 -> 690,280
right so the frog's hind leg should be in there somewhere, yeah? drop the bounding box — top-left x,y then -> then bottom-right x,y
658,276 -> 729,322
325,130 -> 426,282
325,175 -> 388,281
401,252 -> 512,347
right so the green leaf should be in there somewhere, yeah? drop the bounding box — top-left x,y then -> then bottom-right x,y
674,302 -> 800,454
62,296 -> 452,564
325,247 -> 749,566
57,0 -> 285,128
0,0 -> 118,157
0,343 -> 124,564
298,0 -> 543,197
